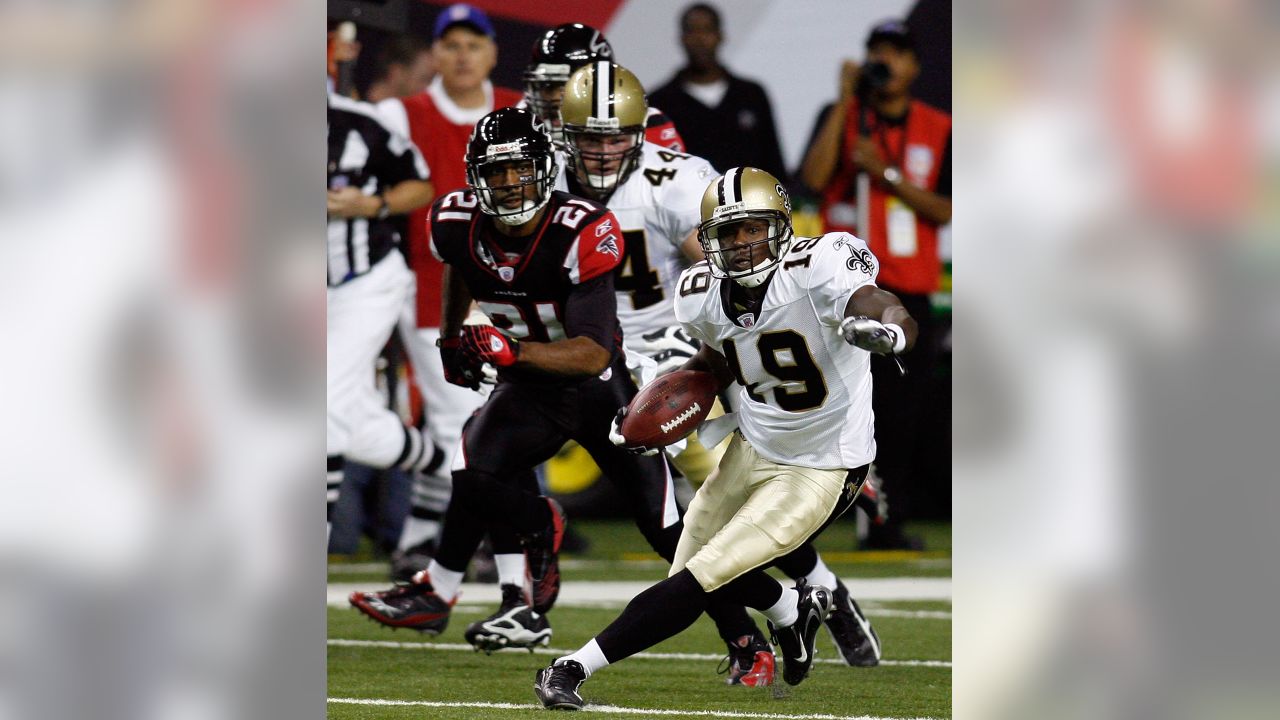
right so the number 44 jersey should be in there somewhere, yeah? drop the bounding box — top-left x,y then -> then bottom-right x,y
556,143 -> 718,340
675,232 -> 882,470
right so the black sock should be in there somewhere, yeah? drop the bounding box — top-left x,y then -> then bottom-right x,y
706,599 -> 762,644
596,569 -> 709,663
773,543 -> 818,579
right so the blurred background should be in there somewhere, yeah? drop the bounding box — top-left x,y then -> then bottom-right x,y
1,0 -> 1278,718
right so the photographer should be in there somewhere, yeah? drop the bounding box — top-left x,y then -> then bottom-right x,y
798,20 -> 951,550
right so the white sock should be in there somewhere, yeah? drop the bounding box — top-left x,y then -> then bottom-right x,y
804,554 -> 839,592
557,639 -> 609,678
763,586 -> 799,628
398,516 -> 440,551
495,553 -> 526,588
422,560 -> 464,602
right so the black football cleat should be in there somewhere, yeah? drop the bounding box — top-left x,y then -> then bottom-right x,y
521,497 -> 567,613
534,659 -> 587,710
768,581 -> 832,686
719,631 -> 775,687
464,584 -> 553,654
348,575 -> 453,634
826,577 -> 882,666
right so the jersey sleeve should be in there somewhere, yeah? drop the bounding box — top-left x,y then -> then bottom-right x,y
804,233 -> 880,326
563,209 -> 624,284
659,153 -> 718,250
645,107 -> 686,152
428,190 -> 479,264
673,262 -> 721,351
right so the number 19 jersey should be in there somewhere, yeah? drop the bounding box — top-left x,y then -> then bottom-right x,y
674,232 -> 882,470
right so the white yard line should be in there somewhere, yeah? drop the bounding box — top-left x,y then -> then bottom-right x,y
329,577 -> 951,609
327,638 -> 952,669
328,696 -> 945,720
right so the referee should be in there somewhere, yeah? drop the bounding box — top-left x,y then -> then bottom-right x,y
327,91 -> 440,534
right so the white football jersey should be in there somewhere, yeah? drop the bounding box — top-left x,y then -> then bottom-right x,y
555,142 -> 717,341
674,232 -> 882,470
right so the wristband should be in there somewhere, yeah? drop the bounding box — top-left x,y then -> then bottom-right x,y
375,193 -> 390,220
884,323 -> 907,353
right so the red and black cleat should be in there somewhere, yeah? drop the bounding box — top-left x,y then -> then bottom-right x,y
521,497 -> 567,614
348,574 -> 455,634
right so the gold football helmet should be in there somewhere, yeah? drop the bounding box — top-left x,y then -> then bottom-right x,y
559,61 -> 647,194
698,167 -> 794,288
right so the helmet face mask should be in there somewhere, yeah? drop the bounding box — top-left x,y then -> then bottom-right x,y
564,126 -> 645,193
697,168 -> 794,288
560,61 -> 648,195
465,108 -> 558,226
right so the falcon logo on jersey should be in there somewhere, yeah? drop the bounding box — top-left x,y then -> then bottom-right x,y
834,237 -> 876,277
595,234 -> 620,259
595,218 -> 614,237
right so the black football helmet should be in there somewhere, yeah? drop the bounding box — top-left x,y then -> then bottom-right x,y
465,108 -> 558,226
523,23 -> 614,143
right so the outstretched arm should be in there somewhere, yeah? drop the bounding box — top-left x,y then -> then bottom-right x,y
841,285 -> 918,353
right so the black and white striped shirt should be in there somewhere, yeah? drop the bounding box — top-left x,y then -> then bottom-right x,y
327,93 -> 430,286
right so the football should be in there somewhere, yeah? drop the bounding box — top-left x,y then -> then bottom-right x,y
620,370 -> 718,448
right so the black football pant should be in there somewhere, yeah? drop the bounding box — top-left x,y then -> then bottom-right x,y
433,354 -> 759,641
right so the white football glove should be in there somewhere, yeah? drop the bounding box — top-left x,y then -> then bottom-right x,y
608,408 -> 660,456
840,316 -> 904,355
635,326 -> 700,378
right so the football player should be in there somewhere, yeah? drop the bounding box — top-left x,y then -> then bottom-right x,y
348,108 -> 698,653
521,23 -> 684,152
534,168 -> 913,709
557,63 -> 884,682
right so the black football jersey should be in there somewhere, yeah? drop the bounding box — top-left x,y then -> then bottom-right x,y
430,189 -> 626,381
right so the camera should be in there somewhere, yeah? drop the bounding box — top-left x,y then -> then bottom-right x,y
856,61 -> 891,97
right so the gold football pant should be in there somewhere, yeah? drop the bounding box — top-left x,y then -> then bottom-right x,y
671,432 -> 857,592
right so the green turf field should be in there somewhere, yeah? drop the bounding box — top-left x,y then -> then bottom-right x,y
328,519 -> 951,719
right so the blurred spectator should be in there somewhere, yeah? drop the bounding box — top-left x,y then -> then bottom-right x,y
364,35 -> 435,104
648,3 -> 786,179
374,3 -> 521,578
798,20 -> 951,549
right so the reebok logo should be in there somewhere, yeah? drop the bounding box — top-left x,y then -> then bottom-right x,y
595,218 -> 613,237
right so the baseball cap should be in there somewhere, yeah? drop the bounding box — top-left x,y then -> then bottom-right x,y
865,19 -> 914,52
433,3 -> 496,41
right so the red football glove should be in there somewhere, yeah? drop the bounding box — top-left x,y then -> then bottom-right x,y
461,324 -> 521,368
437,336 -> 484,390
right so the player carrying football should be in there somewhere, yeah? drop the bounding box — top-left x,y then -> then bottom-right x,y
554,62 -> 885,684
534,167 -> 916,709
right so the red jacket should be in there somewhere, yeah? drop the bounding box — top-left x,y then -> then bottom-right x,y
824,97 -> 950,294
395,82 -> 523,327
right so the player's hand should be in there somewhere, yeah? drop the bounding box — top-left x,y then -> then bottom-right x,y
636,326 -> 700,378
609,407 -> 659,456
840,316 -> 901,355
461,325 -> 520,368
437,336 -> 483,390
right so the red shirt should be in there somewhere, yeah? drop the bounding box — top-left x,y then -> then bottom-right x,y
824,98 -> 950,294
386,81 -> 523,327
